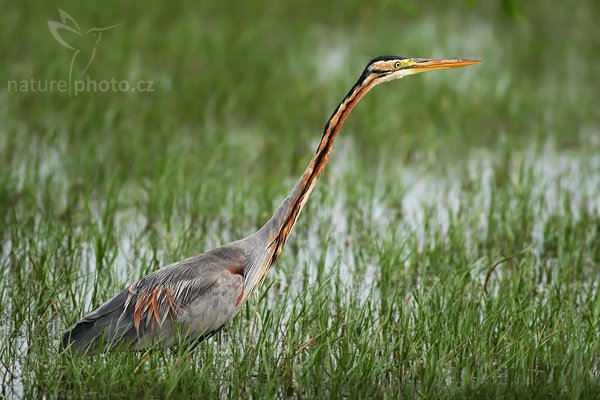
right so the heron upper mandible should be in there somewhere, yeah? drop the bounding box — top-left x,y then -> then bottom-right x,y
62,56 -> 479,352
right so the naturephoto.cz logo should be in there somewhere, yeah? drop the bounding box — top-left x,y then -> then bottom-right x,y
7,9 -> 154,97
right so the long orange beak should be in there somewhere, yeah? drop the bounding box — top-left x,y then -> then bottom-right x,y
409,58 -> 481,73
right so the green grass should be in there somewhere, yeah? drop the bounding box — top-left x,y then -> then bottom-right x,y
1,0 -> 600,398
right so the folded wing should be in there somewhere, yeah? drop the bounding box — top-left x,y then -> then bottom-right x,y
62,244 -> 246,353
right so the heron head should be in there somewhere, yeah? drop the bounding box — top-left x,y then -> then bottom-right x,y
364,55 -> 480,84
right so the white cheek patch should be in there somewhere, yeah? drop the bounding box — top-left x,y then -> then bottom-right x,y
395,69 -> 415,79
375,69 -> 414,85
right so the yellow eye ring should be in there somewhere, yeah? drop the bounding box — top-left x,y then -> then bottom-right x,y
394,61 -> 402,69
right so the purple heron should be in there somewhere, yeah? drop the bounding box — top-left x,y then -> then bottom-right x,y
62,56 -> 479,352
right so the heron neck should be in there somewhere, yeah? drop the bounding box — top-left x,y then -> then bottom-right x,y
263,73 -> 377,265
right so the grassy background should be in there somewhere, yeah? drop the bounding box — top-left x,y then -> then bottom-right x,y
1,0 -> 599,398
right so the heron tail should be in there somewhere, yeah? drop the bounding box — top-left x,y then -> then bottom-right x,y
61,288 -> 130,353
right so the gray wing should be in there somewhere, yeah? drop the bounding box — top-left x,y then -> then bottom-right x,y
62,243 -> 247,352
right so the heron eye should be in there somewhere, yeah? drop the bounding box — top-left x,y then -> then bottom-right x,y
394,61 -> 402,69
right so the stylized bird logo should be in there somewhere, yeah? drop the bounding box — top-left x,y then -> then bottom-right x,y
48,9 -> 123,95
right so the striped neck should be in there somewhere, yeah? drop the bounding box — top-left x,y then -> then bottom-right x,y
264,72 -> 378,265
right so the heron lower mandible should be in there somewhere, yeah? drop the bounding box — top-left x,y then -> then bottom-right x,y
62,56 -> 479,352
